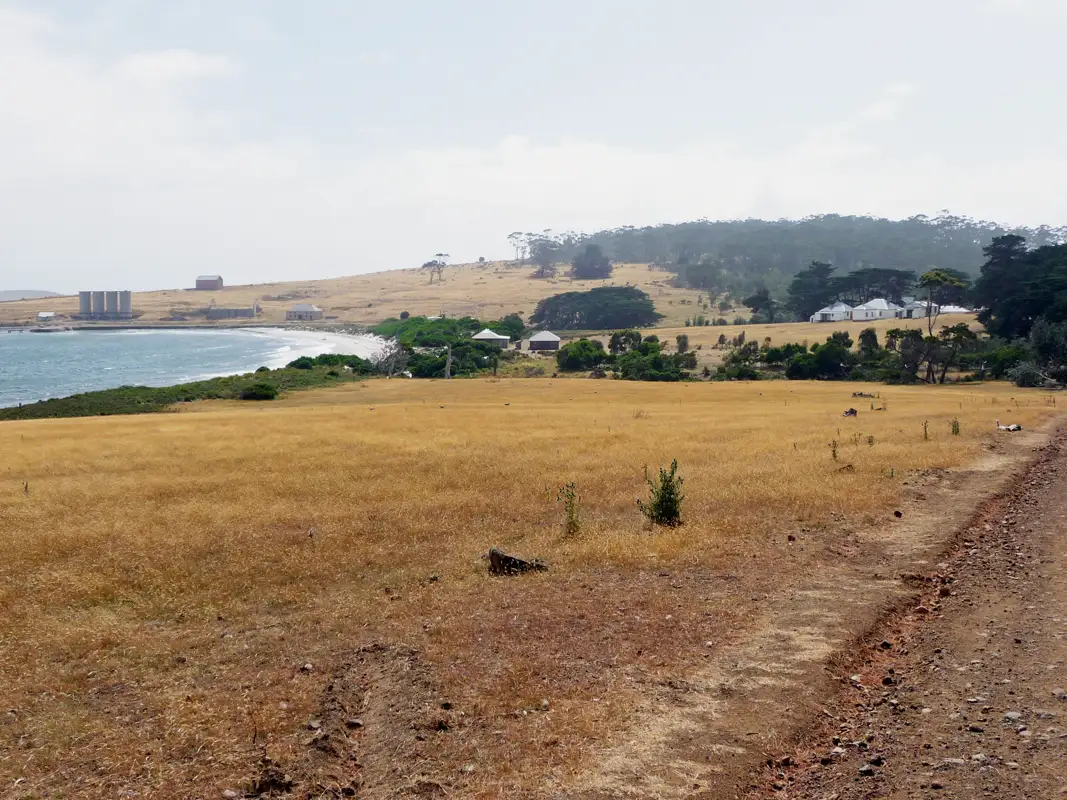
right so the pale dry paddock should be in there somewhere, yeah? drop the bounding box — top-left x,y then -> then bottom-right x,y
0,380 -> 1055,797
0,262 -> 704,328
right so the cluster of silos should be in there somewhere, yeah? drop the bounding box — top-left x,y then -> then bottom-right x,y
78,290 -> 133,319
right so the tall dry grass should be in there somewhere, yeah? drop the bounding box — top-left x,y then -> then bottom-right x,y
0,379 -> 1056,795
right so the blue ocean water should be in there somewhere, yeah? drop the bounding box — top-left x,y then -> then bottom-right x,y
0,328 -> 382,408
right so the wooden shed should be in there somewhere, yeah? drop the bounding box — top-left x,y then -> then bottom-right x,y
196,275 -> 224,290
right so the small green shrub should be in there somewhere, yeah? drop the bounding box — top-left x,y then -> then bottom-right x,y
951,418 -> 960,436
557,482 -> 580,536
255,366 -> 270,373
637,459 -> 684,527
240,383 -> 278,401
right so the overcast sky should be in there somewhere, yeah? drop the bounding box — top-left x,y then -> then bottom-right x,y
2,0 -> 1066,292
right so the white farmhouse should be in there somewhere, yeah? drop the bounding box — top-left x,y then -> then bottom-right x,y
809,301 -> 853,323
472,328 -> 510,349
286,303 -> 323,321
851,298 -> 900,321
897,300 -> 939,319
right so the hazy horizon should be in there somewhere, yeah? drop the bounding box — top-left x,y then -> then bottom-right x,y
3,0 -> 1066,293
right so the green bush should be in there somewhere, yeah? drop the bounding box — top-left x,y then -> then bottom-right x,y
617,339 -> 690,381
723,364 -> 761,380
239,383 -> 279,401
255,366 -> 270,373
288,356 -> 315,370
637,459 -> 684,527
557,482 -> 581,536
556,338 -> 607,371
785,341 -> 855,380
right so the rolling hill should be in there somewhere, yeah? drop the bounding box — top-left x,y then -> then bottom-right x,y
0,289 -> 60,303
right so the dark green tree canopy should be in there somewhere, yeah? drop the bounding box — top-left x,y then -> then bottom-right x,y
609,329 -> 643,354
976,235 -> 1067,340
530,286 -> 663,330
787,261 -> 837,320
487,313 -> 525,341
571,244 -> 613,280
512,213 -> 1065,300
742,287 -> 779,322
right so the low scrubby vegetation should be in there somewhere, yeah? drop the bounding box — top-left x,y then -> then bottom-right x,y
368,313 -> 526,378
287,353 -> 377,373
711,321 -> 1061,386
553,331 -> 698,381
239,382 -> 279,401
0,363 -> 371,420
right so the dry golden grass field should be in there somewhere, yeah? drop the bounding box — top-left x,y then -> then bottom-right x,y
0,263 -> 701,328
0,379 -> 1057,798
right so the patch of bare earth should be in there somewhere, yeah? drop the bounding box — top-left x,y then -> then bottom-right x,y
551,426 -> 1062,799
744,426 -> 1067,799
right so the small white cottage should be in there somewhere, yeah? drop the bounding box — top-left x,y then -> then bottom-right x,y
809,301 -> 853,323
897,300 -> 939,319
851,299 -> 900,321
472,328 -> 510,349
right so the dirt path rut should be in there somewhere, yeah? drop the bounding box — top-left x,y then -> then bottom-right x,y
558,427 -> 1065,800
753,431 -> 1067,798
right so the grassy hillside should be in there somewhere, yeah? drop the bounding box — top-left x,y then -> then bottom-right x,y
0,263 -> 704,328
0,289 -> 60,302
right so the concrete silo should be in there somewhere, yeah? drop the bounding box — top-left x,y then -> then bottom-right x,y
119,291 -> 133,319
91,291 -> 105,318
105,291 -> 119,317
79,291 -> 92,317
